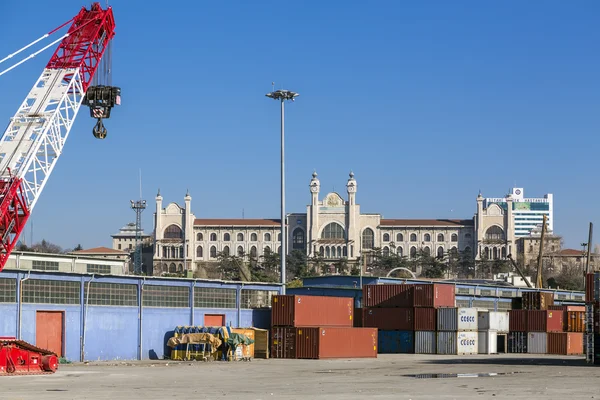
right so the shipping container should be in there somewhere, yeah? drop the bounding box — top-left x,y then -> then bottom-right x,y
437,331 -> 478,355
497,333 -> 508,353
252,328 -> 269,359
509,310 -> 527,332
437,308 -> 478,331
478,331 -> 498,354
378,330 -> 414,354
353,307 -> 363,327
586,272 -> 595,303
271,327 -> 296,359
363,284 -> 415,308
522,292 -> 554,310
565,311 -> 585,333
295,327 -> 378,359
271,295 -> 353,327
548,305 -> 585,312
415,331 -> 436,354
547,332 -> 583,355
527,310 -> 563,333
362,307 -> 436,331
231,328 -> 256,358
511,297 -> 523,310
527,332 -> 547,354
508,332 -> 527,353
363,283 -> 455,309
477,311 -> 509,332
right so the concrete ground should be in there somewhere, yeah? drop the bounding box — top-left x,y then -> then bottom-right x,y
3,354 -> 597,399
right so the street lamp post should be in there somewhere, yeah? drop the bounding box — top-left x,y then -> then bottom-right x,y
266,89 -> 299,294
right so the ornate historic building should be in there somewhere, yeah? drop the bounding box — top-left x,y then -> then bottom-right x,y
151,172 -> 478,275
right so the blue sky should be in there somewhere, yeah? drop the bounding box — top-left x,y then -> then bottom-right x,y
0,0 -> 598,250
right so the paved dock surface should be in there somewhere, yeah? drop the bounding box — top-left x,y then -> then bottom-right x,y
3,354 -> 594,399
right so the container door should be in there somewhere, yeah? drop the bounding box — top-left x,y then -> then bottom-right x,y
204,314 -> 225,326
36,311 -> 64,357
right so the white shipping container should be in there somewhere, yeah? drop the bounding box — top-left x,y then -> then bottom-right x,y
437,307 -> 478,331
527,332 -> 547,354
437,331 -> 478,355
478,311 -> 509,333
415,331 -> 436,354
478,331 -> 498,354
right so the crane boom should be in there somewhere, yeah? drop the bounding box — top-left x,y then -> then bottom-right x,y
0,3 -> 117,272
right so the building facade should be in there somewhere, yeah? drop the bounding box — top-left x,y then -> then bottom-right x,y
151,172 -> 476,275
111,222 -> 152,251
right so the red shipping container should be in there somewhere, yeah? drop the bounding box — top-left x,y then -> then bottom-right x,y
586,273 -> 595,303
271,327 -> 296,359
509,309 -> 527,332
548,305 -> 585,312
362,308 -> 435,331
271,295 -> 353,327
295,327 -> 378,359
363,284 -> 415,308
410,283 -> 455,308
547,332 -> 583,355
353,308 -> 363,327
526,310 -> 563,332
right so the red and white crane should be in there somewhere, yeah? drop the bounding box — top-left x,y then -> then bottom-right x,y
0,2 -> 120,274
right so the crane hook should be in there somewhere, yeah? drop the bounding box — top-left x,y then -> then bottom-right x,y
93,119 -> 107,139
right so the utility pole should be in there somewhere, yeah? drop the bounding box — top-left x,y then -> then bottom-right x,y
586,222 -> 593,273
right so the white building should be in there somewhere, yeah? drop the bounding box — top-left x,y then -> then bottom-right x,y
111,222 -> 152,251
151,172 -> 475,275
484,188 -> 553,238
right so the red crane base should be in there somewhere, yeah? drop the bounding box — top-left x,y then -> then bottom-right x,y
0,338 -> 58,376
0,176 -> 31,273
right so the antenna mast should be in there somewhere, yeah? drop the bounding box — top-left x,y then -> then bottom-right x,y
130,169 -> 146,274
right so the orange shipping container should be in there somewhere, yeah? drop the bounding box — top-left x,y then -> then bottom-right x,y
295,327 -> 378,359
565,311 -> 585,332
547,332 -> 583,355
271,295 -> 353,327
548,305 -> 585,312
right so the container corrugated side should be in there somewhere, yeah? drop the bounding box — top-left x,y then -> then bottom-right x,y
414,308 -> 437,331
508,332 -> 527,353
565,311 -> 585,332
362,308 -> 413,330
509,310 -> 527,332
363,284 -> 415,308
271,295 -> 353,327
522,292 -> 554,310
437,331 -> 477,355
415,331 -> 436,354
548,305 -> 585,312
437,307 -> 478,331
271,327 -> 296,359
477,311 -> 509,332
295,327 -> 378,359
527,332 -> 547,354
527,310 -> 563,333
547,332 -> 583,355
412,283 -> 456,308
586,273 -> 595,303
378,330 -> 414,354
478,331 -> 498,355
354,307 -> 363,327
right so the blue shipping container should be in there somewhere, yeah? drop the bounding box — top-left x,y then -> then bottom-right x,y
378,330 -> 414,354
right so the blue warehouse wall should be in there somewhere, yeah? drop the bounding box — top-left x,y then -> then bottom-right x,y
84,307 -> 138,361
142,308 -> 192,360
0,304 -> 17,337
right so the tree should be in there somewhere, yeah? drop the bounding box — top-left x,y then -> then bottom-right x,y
74,244 -> 83,251
334,257 -> 349,275
287,250 -> 311,279
553,264 -> 584,291
30,239 -> 63,254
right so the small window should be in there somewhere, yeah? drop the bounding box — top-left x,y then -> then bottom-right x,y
223,246 -> 230,256
424,233 -> 431,242
210,246 -> 217,258
237,233 -> 244,241
210,233 -> 217,241
437,233 -> 444,242
224,233 -> 231,241
264,233 -> 271,242
383,233 -> 390,242
410,233 -> 417,242
396,233 -> 404,242
237,246 -> 244,257
251,233 -> 258,241
196,233 -> 203,241
196,246 -> 203,258
451,233 -> 458,242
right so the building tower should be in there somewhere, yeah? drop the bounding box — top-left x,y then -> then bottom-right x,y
308,171 -> 320,256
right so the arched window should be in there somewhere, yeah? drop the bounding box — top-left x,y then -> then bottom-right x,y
322,223 -> 345,239
224,233 -> 231,241
325,247 -> 331,258
210,246 -> 217,258
343,247 -> 348,257
278,233 -> 282,241
264,233 -> 271,242
502,246 -> 507,258
396,233 -> 404,242
210,233 -> 217,241
237,245 -> 244,257
493,247 -> 498,260
383,246 -> 390,257
410,246 -> 417,258
264,245 -> 271,254
250,246 -> 257,259
410,233 -> 417,242
293,228 -> 305,250
196,246 -> 203,258
223,246 -> 230,256
485,226 -> 505,241
178,264 -> 183,272
319,246 -> 324,256
450,246 -> 458,254
423,246 -> 431,256
383,233 -> 390,242
164,224 -> 182,239
251,233 -> 258,241
362,228 -> 374,250
196,232 -> 203,241
464,246 -> 472,255
437,246 -> 444,259
237,233 -> 244,241
397,247 -> 403,257
169,263 -> 176,273
484,247 -> 490,259
451,233 -> 458,242
437,233 -> 444,242
424,233 -> 431,242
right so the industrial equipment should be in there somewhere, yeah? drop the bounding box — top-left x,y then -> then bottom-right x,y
0,3 -> 119,375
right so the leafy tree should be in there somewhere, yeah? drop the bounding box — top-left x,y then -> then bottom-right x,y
30,239 -> 63,254
287,250 -> 311,279
554,264 -> 584,291
286,278 -> 303,288
73,244 -> 83,251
